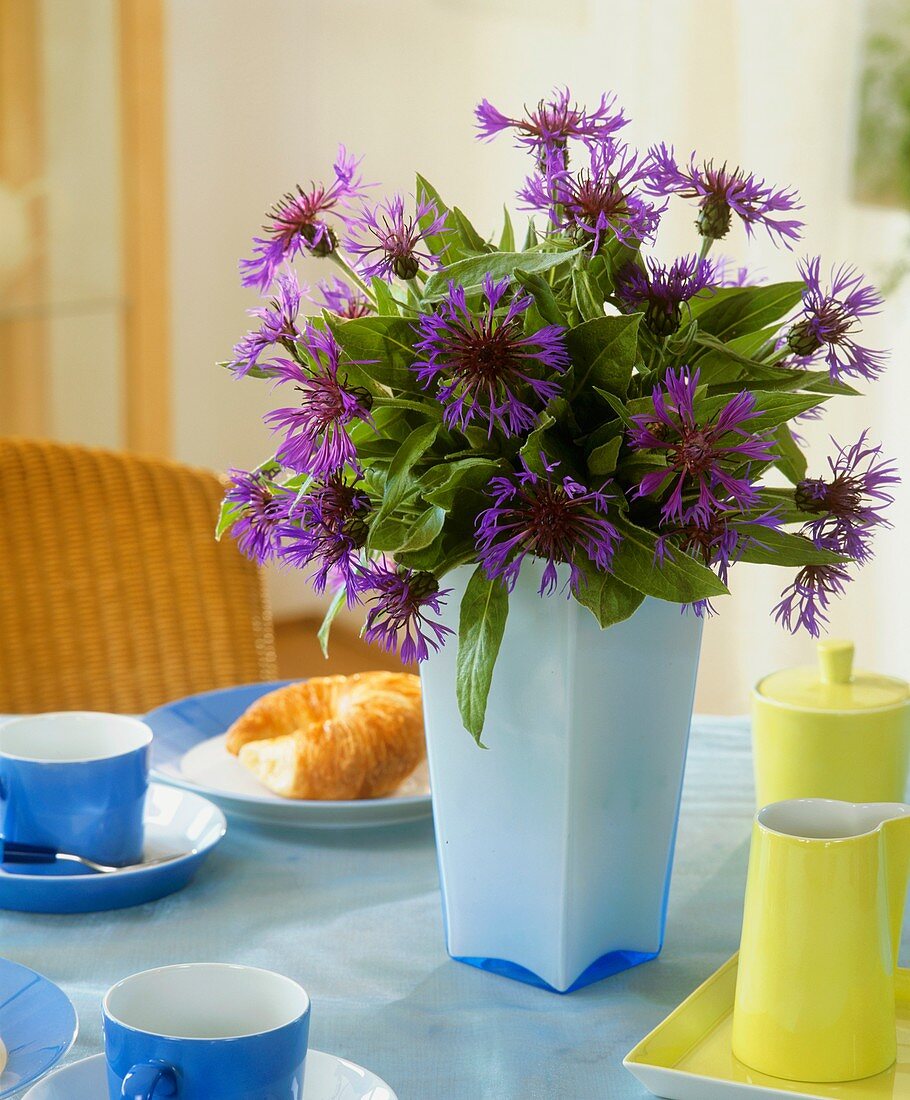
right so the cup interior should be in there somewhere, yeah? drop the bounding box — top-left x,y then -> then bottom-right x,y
105,964 -> 309,1040
759,798 -> 910,839
0,713 -> 151,763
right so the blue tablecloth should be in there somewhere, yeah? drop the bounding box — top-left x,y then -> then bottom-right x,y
3,717 -> 756,1099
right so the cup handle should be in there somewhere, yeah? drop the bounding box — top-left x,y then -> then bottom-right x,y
121,1060 -> 178,1099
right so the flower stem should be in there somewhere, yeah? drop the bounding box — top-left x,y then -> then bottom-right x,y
329,253 -> 377,308
698,236 -> 715,261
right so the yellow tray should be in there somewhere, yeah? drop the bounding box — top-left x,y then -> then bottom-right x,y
624,954 -> 910,1099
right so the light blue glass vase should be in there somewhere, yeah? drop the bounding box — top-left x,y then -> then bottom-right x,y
420,560 -> 703,993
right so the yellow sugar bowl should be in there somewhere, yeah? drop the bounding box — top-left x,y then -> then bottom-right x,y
751,639 -> 910,808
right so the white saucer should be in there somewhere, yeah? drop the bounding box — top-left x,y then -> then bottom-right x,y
24,1050 -> 398,1099
0,784 -> 226,913
146,681 -> 432,829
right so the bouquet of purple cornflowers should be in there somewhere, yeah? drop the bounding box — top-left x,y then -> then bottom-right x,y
220,87 -> 897,740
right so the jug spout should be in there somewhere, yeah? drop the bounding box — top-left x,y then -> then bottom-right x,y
880,806 -> 910,963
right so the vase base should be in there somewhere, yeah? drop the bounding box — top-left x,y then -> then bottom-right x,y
451,946 -> 661,994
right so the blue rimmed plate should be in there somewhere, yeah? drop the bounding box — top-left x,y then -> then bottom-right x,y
0,784 -> 226,914
24,1050 -> 398,1099
145,682 -> 432,829
0,958 -> 77,1097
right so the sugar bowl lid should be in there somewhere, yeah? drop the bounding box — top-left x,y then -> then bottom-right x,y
756,640 -> 909,712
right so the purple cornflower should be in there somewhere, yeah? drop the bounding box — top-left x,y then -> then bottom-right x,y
223,468 -> 293,564
475,457 -> 620,596
628,367 -> 776,525
240,146 -> 369,291
614,254 -> 714,337
773,564 -> 852,638
475,88 -> 627,170
645,144 -> 803,247
711,255 -> 766,288
413,275 -> 568,437
279,475 -> 371,600
519,140 -> 663,252
786,257 -> 887,383
360,562 -> 453,664
345,193 -> 447,281
795,431 -> 898,563
264,326 -> 372,477
230,268 -> 303,377
656,508 -> 780,617
308,277 -> 371,319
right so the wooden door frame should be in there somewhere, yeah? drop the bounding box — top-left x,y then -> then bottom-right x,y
118,0 -> 171,456
0,0 -> 47,438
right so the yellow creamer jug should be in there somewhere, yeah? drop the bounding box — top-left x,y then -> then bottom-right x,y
732,798 -> 910,1082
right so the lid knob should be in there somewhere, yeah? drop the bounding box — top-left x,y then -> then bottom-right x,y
818,639 -> 855,685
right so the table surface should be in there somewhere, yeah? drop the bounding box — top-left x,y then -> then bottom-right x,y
4,716 -> 758,1100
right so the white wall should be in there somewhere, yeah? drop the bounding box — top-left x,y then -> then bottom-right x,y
40,0 -> 123,449
164,0 -> 910,706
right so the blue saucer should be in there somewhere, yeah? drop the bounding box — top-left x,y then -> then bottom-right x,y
0,784 -> 226,913
0,958 -> 77,1097
145,682 -> 432,829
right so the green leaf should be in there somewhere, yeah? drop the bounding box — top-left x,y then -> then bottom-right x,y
691,282 -> 804,343
499,207 -> 515,251
694,332 -> 782,372
594,387 -> 636,427
328,315 -> 421,392
571,269 -> 605,321
421,458 -> 501,510
365,518 -> 413,552
422,248 -> 582,300
317,588 -> 347,658
371,277 -> 400,317
737,526 -> 848,567
369,422 -> 440,533
397,505 -> 447,552
219,359 -> 278,381
696,389 -> 828,433
585,251 -> 617,300
611,515 -> 729,602
523,218 -> 538,249
452,207 -> 491,254
456,567 -> 510,744
573,562 -> 645,628
368,504 -> 448,553
415,174 -> 463,265
518,414 -> 582,478
513,271 -> 568,326
724,324 -> 781,359
587,435 -> 622,475
753,487 -> 819,526
371,396 -> 443,420
566,314 -> 640,397
215,498 -> 242,540
771,424 -> 808,484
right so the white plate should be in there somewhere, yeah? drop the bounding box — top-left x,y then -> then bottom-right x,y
24,1050 -> 398,1099
145,681 -> 432,829
181,732 -> 430,803
0,784 -> 226,913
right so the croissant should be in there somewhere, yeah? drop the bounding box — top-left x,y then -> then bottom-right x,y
225,672 -> 425,800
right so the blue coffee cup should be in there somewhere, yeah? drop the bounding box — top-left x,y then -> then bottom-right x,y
103,964 -> 311,1099
0,712 -> 151,867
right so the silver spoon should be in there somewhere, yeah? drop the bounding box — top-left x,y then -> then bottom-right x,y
0,838 -> 182,874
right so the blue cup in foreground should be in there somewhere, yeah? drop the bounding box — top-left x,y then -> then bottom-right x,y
0,712 -> 151,866
103,963 -> 311,1099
